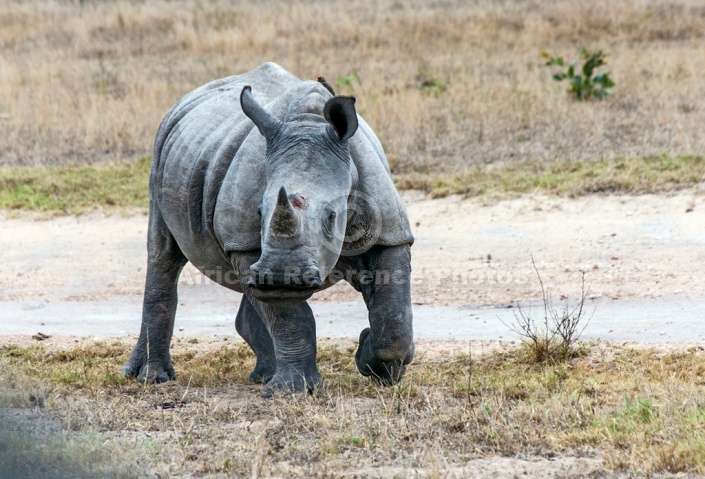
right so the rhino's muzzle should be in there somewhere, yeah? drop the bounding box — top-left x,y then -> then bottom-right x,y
247,285 -> 318,307
246,264 -> 322,306
247,264 -> 322,288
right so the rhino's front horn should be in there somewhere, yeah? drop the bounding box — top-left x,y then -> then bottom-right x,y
270,186 -> 300,237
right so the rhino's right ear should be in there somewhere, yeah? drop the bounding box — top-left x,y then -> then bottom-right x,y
324,96 -> 358,141
240,86 -> 281,139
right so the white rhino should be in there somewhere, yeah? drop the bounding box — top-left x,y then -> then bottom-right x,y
123,63 -> 414,396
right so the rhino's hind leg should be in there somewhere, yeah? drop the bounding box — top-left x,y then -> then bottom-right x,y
235,295 -> 275,383
250,297 -> 322,397
122,206 -> 186,383
353,245 -> 414,385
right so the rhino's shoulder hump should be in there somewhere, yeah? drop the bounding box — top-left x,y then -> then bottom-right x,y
349,117 -> 414,248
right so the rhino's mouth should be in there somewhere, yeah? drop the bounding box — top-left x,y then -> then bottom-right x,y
248,284 -> 318,307
244,261 -> 323,306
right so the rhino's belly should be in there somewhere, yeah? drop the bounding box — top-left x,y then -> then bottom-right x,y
161,204 -> 244,292
190,259 -> 245,293
175,232 -> 243,292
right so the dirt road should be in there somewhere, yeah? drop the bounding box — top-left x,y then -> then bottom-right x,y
1,191 -> 704,342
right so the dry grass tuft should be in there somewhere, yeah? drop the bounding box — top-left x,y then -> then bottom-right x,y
503,258 -> 592,364
1,338 -> 704,476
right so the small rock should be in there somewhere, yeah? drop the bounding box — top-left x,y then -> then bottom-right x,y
32,332 -> 50,341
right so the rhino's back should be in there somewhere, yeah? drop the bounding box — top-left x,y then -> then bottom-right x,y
153,63 -> 296,274
152,62 -> 413,277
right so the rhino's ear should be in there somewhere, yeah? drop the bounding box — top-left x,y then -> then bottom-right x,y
324,96 -> 358,141
240,86 -> 281,139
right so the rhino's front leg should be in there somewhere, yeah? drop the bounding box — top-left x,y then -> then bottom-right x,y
235,295 -> 275,384
353,245 -> 414,385
233,254 -> 321,396
249,296 -> 322,397
123,210 -> 186,383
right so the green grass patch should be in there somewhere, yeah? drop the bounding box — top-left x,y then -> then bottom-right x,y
0,156 -> 151,215
396,155 -> 705,198
1,154 -> 703,216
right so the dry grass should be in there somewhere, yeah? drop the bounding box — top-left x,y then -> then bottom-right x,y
1,338 -> 704,477
1,0 -> 704,177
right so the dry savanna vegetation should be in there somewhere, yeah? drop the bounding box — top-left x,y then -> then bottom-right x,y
1,338 -> 705,478
1,0 -> 704,211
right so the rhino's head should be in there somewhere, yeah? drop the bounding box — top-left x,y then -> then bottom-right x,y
240,86 -> 358,306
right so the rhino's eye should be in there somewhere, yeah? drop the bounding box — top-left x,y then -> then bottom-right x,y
323,208 -> 336,236
257,206 -> 262,218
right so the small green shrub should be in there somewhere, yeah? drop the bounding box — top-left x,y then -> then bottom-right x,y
542,48 -> 615,101
416,64 -> 447,95
336,71 -> 360,88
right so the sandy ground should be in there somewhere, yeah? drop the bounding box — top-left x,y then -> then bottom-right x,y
1,190 -> 704,339
2,190 -> 704,305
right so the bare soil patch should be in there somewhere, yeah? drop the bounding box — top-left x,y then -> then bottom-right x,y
2,190 -> 704,306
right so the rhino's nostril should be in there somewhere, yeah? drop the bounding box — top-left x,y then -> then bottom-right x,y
303,269 -> 322,288
247,264 -> 262,287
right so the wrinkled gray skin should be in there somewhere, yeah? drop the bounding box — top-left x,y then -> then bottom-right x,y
122,63 -> 414,397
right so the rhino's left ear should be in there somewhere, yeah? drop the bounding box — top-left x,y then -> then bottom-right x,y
324,96 -> 358,141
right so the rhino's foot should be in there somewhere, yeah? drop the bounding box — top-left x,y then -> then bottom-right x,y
122,357 -> 176,384
355,328 -> 411,386
248,360 -> 275,384
261,367 -> 323,398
